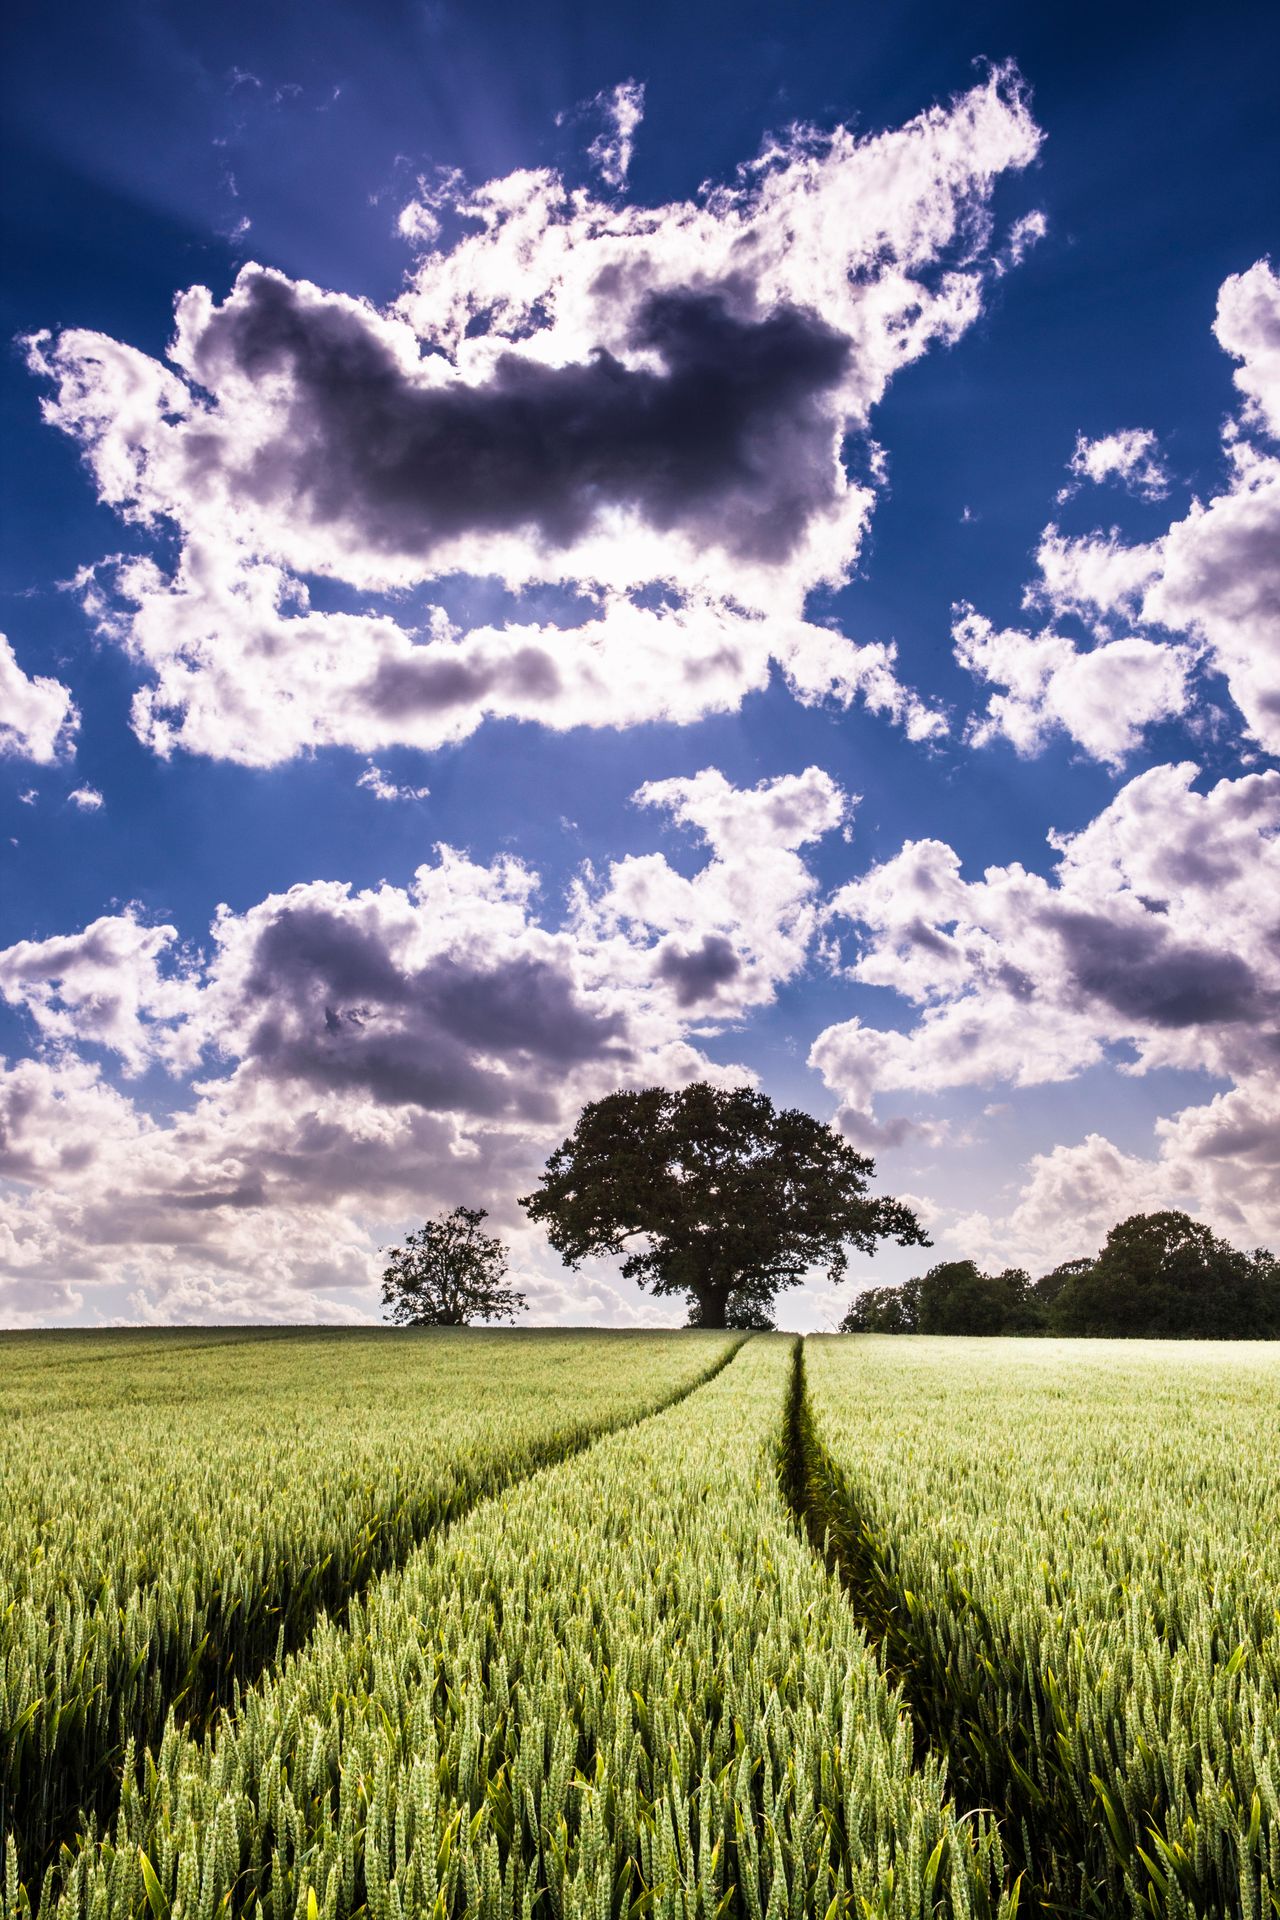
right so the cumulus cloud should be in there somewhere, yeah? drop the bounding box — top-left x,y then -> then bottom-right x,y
175,270 -> 853,567
952,604 -> 1192,766
86,544 -> 941,764
27,67 -> 1042,763
633,762 -> 847,852
217,893 -> 630,1120
0,634 -> 78,764
1031,259 -> 1280,751
67,785 -> 104,811
1216,257 -> 1280,437
0,912 -> 202,1071
1058,427 -> 1169,502
810,762 -> 1280,1156
0,767 -> 848,1319
580,766 -> 848,1022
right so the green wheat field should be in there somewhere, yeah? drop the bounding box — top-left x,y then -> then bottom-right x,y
3,1330 -> 1278,1920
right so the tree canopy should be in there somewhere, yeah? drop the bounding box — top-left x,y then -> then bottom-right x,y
520,1081 -> 927,1329
1048,1211 -> 1279,1338
381,1206 -> 526,1326
840,1261 -> 1038,1335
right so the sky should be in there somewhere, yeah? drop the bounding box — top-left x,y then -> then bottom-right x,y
1,0 -> 1277,1328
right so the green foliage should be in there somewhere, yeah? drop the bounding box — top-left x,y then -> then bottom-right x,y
40,1339 -> 1013,1920
381,1206 -> 526,1326
521,1081 -> 927,1328
1030,1255 -> 1092,1311
839,1281 -> 920,1333
0,1329 -> 736,1903
915,1262 -> 1039,1334
839,1262 -> 1040,1334
843,1212 -> 1280,1338
805,1333 -> 1280,1918
1047,1209 -> 1280,1337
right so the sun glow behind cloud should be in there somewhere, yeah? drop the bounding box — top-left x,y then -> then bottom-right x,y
26,65 -> 1041,767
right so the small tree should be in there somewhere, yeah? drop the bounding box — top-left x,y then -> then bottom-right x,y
381,1206 -> 526,1326
520,1081 -> 927,1329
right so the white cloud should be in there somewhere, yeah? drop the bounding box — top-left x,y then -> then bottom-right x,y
587,80 -> 645,191
1059,426 -> 1169,502
633,763 -> 847,853
0,768 -> 849,1320
357,763 -> 430,802
577,766 -> 846,1020
0,911 -> 202,1072
1216,256 -> 1280,438
952,603 -> 1192,766
67,785 -> 104,811
27,67 -> 1042,765
0,634 -> 78,764
1032,260 -> 1280,752
994,207 -> 1047,275
1031,524 -> 1163,623
810,762 -> 1280,1159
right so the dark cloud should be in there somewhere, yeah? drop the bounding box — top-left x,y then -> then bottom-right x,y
655,933 -> 741,1006
1045,908 -> 1265,1028
905,918 -> 958,958
838,1107 -> 919,1150
366,644 -> 561,718
165,1178 -> 268,1211
994,960 -> 1036,1001
240,905 -> 628,1114
186,268 -> 850,563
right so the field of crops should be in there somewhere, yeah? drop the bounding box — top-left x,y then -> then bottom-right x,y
800,1337 -> 1280,1919
1,1329 -> 740,1902
3,1328 -> 1277,1920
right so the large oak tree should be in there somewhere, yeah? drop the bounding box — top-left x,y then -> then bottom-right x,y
520,1082 -> 927,1328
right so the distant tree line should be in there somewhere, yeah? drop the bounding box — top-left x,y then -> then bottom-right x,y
840,1211 -> 1280,1339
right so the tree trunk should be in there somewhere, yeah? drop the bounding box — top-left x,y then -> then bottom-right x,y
691,1284 -> 729,1329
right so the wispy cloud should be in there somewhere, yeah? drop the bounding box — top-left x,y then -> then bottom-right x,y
356,763 -> 430,801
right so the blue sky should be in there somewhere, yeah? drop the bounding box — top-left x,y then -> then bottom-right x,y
2,0 -> 1277,1326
